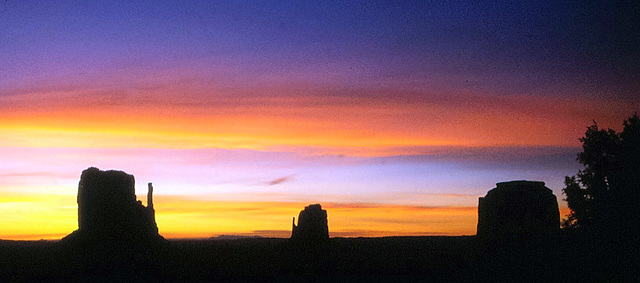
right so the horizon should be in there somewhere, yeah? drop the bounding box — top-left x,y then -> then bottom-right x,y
1,1 -> 638,240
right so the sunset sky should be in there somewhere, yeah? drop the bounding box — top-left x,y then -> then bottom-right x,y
1,1 -> 638,240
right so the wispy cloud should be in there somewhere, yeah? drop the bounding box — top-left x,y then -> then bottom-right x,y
367,146 -> 581,170
267,176 -> 293,186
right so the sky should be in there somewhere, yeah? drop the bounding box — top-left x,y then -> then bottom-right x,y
0,1 -> 638,240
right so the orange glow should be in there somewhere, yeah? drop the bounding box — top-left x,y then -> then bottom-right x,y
0,193 -> 77,240
324,203 -> 477,237
0,193 -> 478,240
151,197 -> 479,238
1,89 -> 636,156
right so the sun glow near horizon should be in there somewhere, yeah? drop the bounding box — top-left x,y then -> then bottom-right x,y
0,188 -> 573,240
0,190 -> 481,240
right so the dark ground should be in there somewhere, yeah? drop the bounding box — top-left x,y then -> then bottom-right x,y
0,235 -> 637,282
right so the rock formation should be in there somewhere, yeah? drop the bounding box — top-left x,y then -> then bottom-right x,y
477,180 -> 560,237
63,167 -> 163,244
291,204 -> 329,242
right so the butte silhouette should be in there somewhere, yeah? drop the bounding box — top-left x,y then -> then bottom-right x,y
62,167 -> 163,245
477,180 -> 560,237
291,203 -> 329,242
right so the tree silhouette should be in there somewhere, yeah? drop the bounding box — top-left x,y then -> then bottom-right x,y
562,113 -> 640,236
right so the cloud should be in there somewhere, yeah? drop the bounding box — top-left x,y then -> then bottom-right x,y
369,146 -> 581,171
267,176 -> 293,186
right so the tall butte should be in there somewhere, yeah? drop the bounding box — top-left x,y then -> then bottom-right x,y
62,167 -> 163,244
291,204 -> 329,242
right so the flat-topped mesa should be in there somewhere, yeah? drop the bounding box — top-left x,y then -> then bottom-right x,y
64,167 -> 162,244
477,180 -> 560,237
291,204 -> 329,242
